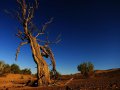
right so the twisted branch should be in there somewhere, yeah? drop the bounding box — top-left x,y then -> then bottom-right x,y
15,42 -> 28,61
40,44 -> 56,72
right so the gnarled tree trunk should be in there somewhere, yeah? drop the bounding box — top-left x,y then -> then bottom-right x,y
29,36 -> 51,85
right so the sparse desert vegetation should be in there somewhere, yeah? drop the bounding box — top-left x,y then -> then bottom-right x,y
0,61 -> 31,75
0,68 -> 120,90
0,0 -> 120,90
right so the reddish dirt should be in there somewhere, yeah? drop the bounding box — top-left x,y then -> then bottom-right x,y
0,68 -> 120,90
0,74 -> 36,88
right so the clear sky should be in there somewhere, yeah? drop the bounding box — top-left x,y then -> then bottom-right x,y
0,0 -> 120,74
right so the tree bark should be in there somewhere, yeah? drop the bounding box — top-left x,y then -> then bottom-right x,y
16,0 -> 52,86
29,35 -> 51,85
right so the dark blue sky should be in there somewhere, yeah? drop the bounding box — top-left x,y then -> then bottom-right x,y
0,0 -> 120,74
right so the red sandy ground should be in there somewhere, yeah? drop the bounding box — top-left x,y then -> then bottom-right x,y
0,68 -> 120,90
0,74 -> 36,88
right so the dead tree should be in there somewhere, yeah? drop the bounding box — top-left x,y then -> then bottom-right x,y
15,0 -> 59,86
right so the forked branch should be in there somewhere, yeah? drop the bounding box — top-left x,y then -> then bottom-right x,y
37,33 -> 61,45
17,0 -> 27,19
27,0 -> 39,22
35,18 -> 53,38
48,49 -> 56,72
15,42 -> 28,60
16,29 -> 23,40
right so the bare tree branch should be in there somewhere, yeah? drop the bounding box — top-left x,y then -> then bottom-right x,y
48,49 -> 56,71
35,18 -> 53,38
17,0 -> 27,19
40,46 -> 49,56
37,34 -> 61,44
40,44 -> 56,72
35,0 -> 39,9
16,29 -> 27,41
16,11 -> 23,23
28,21 -> 39,34
37,39 -> 47,43
21,0 -> 27,19
17,0 -> 22,6
27,6 -> 34,23
4,9 -> 23,24
27,0 -> 39,23
15,41 -> 28,61
52,38 -> 61,44
48,34 -> 61,44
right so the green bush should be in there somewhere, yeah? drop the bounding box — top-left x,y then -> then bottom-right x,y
21,68 -> 31,75
77,62 -> 94,78
11,64 -> 20,74
0,61 -> 32,75
3,64 -> 11,73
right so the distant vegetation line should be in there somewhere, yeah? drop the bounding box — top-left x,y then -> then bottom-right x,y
0,60 -> 31,75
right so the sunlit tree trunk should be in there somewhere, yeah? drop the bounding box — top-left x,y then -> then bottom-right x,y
29,36 -> 51,85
